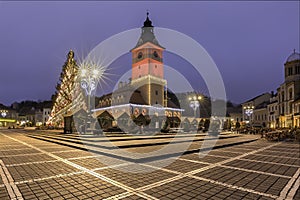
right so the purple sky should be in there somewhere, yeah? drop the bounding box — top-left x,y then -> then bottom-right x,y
0,1 -> 299,106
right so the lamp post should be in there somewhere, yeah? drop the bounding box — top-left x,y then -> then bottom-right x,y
244,106 -> 254,126
189,95 -> 202,118
79,61 -> 102,133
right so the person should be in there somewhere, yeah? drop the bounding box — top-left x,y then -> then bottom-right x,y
235,122 -> 241,133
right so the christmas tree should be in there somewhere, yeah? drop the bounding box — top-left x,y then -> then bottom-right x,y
48,50 -> 85,127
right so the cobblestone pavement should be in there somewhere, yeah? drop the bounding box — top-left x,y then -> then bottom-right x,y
0,130 -> 299,199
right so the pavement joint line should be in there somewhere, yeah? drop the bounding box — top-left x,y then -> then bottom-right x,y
1,132 -> 157,200
285,173 -> 300,200
90,163 -> 131,172
0,160 -> 23,200
208,149 -> 251,155
138,173 -> 185,192
0,152 -> 44,158
277,168 -> 300,200
123,141 -> 281,194
140,160 -> 280,199
103,191 -> 132,200
67,155 -> 100,160
219,165 -> 291,179
197,153 -> 235,158
0,148 -> 32,152
5,159 -> 59,167
220,147 -> 262,151
140,162 -> 183,176
240,158 -> 300,168
177,157 -> 211,165
188,174 -> 279,199
186,142 -> 281,176
252,152 -> 300,159
0,161 -> 17,199
47,149 -> 81,153
14,171 -> 85,185
117,191 -> 159,200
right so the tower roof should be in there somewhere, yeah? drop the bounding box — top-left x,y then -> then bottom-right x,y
286,49 -> 300,63
133,12 -> 164,49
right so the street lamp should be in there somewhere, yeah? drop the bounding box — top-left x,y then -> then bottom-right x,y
189,95 -> 202,118
244,106 -> 254,125
78,60 -> 103,133
0,110 -> 8,118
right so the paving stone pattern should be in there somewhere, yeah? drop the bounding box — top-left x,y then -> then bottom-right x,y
0,130 -> 299,199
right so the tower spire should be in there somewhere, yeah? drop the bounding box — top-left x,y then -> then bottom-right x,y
143,10 -> 153,27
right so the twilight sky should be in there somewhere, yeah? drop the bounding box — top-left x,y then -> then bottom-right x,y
0,1 -> 299,106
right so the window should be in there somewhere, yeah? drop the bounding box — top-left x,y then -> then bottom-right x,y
288,67 -> 293,76
138,66 -> 140,69
295,65 -> 300,74
138,52 -> 143,59
155,90 -> 158,95
155,65 -> 157,69
289,89 -> 293,100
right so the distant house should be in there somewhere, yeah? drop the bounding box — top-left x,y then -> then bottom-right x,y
241,93 -> 271,125
0,103 -> 17,127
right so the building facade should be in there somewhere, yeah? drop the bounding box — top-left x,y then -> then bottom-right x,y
241,93 -> 271,125
241,50 -> 299,128
267,93 -> 279,128
277,50 -> 300,128
0,104 -> 17,127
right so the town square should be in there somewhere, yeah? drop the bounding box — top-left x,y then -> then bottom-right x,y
0,1 -> 299,200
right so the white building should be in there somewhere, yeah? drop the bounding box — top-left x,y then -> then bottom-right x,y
43,108 -> 51,125
277,50 -> 300,128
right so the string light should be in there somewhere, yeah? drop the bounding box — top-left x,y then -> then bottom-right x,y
92,103 -> 184,112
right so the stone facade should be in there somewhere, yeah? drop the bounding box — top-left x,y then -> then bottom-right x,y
277,50 -> 300,128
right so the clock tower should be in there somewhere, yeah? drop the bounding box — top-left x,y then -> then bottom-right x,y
130,12 -> 167,106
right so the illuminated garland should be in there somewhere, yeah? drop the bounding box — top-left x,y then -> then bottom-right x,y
92,103 -> 184,112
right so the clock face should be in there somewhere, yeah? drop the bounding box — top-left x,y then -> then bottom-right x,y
138,52 -> 143,59
153,51 -> 158,58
